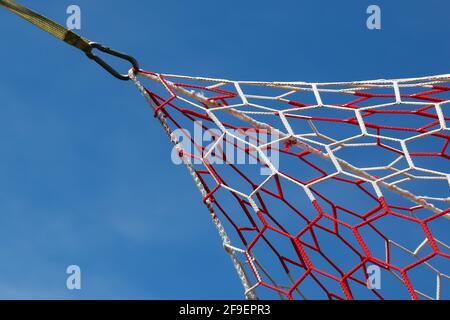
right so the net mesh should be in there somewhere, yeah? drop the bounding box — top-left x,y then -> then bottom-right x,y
131,70 -> 450,300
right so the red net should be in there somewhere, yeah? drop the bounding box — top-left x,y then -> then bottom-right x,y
131,71 -> 450,300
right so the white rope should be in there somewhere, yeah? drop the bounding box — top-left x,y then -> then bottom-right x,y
137,71 -> 450,219
131,70 -> 450,300
129,71 -> 258,300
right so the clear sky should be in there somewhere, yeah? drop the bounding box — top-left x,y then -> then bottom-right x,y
0,0 -> 449,299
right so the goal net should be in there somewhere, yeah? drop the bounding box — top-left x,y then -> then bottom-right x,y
130,70 -> 450,300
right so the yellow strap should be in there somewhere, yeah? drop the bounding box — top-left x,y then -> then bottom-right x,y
1,0 -> 140,80
0,0 -> 91,53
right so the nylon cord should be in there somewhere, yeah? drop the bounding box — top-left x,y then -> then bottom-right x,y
0,0 -> 91,52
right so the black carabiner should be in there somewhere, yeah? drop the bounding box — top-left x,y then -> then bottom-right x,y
85,42 -> 140,81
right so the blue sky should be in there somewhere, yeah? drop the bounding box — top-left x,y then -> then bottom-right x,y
0,0 -> 449,299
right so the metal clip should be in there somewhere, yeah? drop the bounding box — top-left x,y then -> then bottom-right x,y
85,42 -> 139,81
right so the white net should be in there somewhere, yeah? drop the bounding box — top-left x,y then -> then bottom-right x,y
131,70 -> 450,300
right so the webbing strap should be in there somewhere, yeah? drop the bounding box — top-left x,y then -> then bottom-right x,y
0,0 -> 139,80
0,0 -> 91,53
